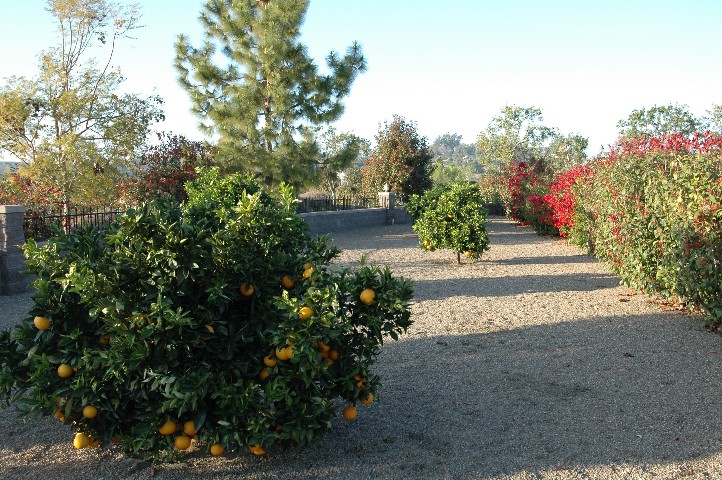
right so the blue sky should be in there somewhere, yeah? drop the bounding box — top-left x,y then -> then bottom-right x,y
2,0 -> 722,156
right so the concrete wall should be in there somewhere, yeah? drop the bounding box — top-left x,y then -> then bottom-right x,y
0,205 -> 28,295
301,207 -> 410,236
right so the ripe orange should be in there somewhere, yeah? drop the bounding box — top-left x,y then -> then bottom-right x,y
302,262 -> 312,271
298,306 -> 313,321
354,375 -> 367,388
33,316 -> 51,330
302,267 -> 314,279
275,345 -> 293,361
174,435 -> 192,450
183,420 -> 196,436
54,409 -> 65,421
240,283 -> 255,297
98,335 -> 110,345
359,289 -> 376,305
57,363 -> 74,378
318,342 -> 331,353
88,438 -> 101,448
82,405 -> 98,419
73,432 -> 90,449
258,369 -> 270,381
328,349 -> 339,361
263,354 -> 277,367
159,419 -> 177,435
210,444 -> 224,456
249,444 -> 266,455
360,393 -> 374,405
342,405 -> 357,421
281,275 -> 296,289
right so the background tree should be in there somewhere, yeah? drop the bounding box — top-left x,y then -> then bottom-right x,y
314,127 -> 366,201
361,115 -> 433,197
430,160 -> 473,186
431,133 -> 463,158
544,133 -> 589,172
704,104 -> 722,134
175,0 -> 366,187
118,133 -> 211,206
335,167 -> 363,198
616,104 -> 705,139
0,0 -> 164,209
475,105 -> 554,174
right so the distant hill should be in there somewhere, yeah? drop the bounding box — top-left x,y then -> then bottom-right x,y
0,162 -> 20,175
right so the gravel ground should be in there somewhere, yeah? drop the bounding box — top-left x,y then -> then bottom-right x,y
0,217 -> 720,480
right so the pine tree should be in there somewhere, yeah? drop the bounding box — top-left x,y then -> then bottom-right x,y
175,0 -> 366,187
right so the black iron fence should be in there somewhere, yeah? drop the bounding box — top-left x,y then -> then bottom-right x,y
21,196 -> 400,240
24,206 -> 125,241
295,196 -> 379,214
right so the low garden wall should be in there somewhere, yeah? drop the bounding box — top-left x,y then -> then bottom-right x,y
301,206 -> 409,236
0,196 -> 409,295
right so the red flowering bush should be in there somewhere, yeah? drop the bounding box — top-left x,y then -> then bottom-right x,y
544,165 -> 594,238
505,161 -> 557,235
568,133 -> 722,329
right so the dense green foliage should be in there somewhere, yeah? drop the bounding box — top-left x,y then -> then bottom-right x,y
175,0 -> 366,187
0,169 -> 414,460
409,183 -> 490,263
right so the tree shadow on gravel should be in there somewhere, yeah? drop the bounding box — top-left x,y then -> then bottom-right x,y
126,311 -> 719,480
340,313 -> 722,479
490,254 -> 597,266
413,273 -> 620,300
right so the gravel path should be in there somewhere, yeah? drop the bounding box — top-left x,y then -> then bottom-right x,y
1,217 -> 720,479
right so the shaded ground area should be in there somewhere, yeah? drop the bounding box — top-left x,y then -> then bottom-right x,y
0,217 -> 720,479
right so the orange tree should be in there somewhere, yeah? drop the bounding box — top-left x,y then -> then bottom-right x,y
408,182 -> 490,264
0,167 -> 413,460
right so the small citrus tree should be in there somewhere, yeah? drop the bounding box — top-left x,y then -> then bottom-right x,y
409,183 -> 490,263
0,167 -> 413,460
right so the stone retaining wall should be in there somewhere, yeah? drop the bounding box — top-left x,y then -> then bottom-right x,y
300,207 -> 410,236
0,205 -> 28,295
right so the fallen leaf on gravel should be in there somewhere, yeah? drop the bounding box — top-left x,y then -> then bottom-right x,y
619,298 -> 630,302
623,352 -> 635,358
